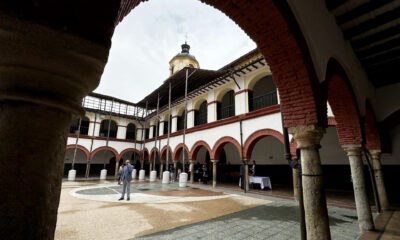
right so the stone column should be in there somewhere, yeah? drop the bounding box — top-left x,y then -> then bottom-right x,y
289,125 -> 331,240
343,145 -> 374,232
244,160 -> 249,191
189,161 -> 195,184
173,161 -> 178,181
292,157 -> 299,199
0,16 -> 107,239
212,160 -> 218,188
159,163 -> 164,179
140,160 -> 144,170
369,150 -> 389,210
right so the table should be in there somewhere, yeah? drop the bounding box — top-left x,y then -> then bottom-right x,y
239,176 -> 272,190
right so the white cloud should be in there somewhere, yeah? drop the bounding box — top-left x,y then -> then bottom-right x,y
94,0 -> 256,102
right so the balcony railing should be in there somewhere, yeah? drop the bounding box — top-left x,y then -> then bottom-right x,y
219,104 -> 235,120
249,90 -> 277,111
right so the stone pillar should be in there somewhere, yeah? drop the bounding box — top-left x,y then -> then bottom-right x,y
140,160 -> 144,170
189,161 -> 195,184
343,145 -> 374,232
244,160 -> 249,191
0,16 -> 107,239
369,150 -> 389,210
173,161 -> 178,181
289,125 -> 331,240
159,163 -> 164,179
212,160 -> 218,188
292,157 -> 299,199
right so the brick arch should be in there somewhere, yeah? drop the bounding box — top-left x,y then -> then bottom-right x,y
189,140 -> 212,161
325,58 -> 362,145
66,144 -> 90,161
365,103 -> 381,150
160,146 -> 173,162
149,148 -> 160,163
119,148 -> 142,161
243,129 -> 284,160
211,136 -> 242,160
172,144 -> 190,162
90,146 -> 119,161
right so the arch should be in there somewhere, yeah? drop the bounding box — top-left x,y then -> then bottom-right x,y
364,104 -> 381,150
149,148 -> 160,163
325,58 -> 362,145
119,148 -> 142,161
243,129 -> 284,160
195,100 -> 208,126
172,143 -> 190,162
247,73 -> 273,91
189,140 -> 212,160
211,136 -> 242,160
215,86 -> 236,102
160,146 -> 173,162
248,75 -> 278,111
66,144 -> 90,161
142,148 -> 149,161
90,146 -> 119,161
193,96 -> 208,110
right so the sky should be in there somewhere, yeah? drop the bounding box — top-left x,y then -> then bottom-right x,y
94,0 -> 256,103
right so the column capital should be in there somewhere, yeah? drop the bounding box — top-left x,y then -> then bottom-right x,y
0,16 -> 108,116
368,149 -> 381,159
288,125 -> 325,149
342,144 -> 362,156
211,159 -> 219,163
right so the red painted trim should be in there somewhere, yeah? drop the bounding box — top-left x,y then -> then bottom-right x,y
160,146 -> 173,162
211,136 -> 242,160
189,141 -> 212,161
149,148 -> 160,162
172,144 -> 190,162
90,146 -> 120,161
118,125 -> 126,127
243,129 -> 284,160
66,144 -> 90,160
119,148 -> 142,161
90,121 -> 100,124
206,100 -> 220,106
172,115 -> 179,119
187,109 -> 196,114
145,104 -> 281,142
234,89 -> 252,96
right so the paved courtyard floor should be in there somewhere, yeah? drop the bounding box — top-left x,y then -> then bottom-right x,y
55,179 -> 394,240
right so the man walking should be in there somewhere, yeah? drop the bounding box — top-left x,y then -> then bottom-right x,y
119,160 -> 134,201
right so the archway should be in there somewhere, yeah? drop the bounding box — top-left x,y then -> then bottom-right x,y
119,148 -> 141,169
90,147 -> 119,177
126,123 -> 137,140
64,145 -> 89,177
217,90 -> 235,120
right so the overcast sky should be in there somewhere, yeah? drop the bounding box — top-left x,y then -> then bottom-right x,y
94,0 -> 256,103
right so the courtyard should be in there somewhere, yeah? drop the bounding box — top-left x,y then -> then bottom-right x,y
56,180 -> 366,240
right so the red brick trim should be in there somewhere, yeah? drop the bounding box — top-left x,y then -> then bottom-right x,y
189,141 -> 212,161
234,89 -> 252,96
187,109 -> 197,114
145,104 -> 281,142
90,121 -> 100,124
328,117 -> 337,126
90,146 -> 120,161
243,129 -> 284,160
66,144 -> 90,161
172,115 -> 179,119
117,124 -> 126,128
211,136 -> 242,160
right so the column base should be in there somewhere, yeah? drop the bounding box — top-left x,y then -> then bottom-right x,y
162,171 -> 170,184
179,173 -> 188,188
100,169 -> 107,180
138,170 -> 145,180
68,170 -> 76,181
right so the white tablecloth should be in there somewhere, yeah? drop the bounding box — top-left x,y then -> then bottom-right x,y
239,176 -> 272,189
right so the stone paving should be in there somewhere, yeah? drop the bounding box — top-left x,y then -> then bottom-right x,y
56,180 -> 367,240
133,184 -> 361,240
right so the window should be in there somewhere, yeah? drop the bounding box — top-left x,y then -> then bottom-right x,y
126,123 -> 136,140
69,117 -> 90,135
217,90 -> 235,120
195,101 -> 207,126
249,76 -> 277,111
99,120 -> 118,138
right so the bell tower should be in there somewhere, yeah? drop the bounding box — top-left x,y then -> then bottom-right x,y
169,42 -> 199,76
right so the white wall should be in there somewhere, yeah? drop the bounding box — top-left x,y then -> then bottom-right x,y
250,136 -> 285,165
319,127 -> 349,165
